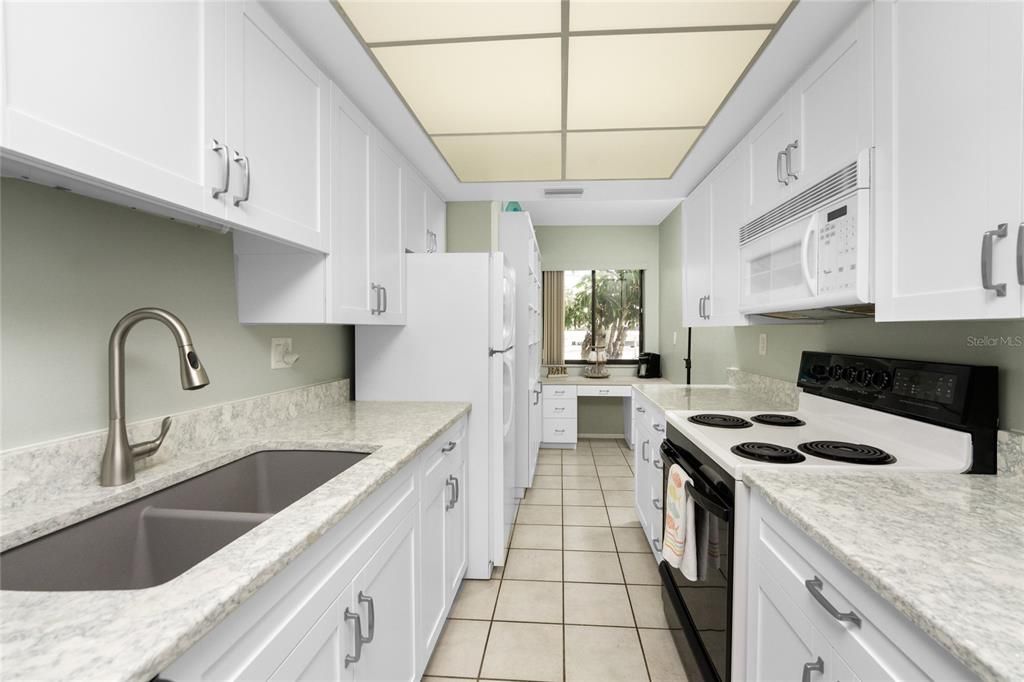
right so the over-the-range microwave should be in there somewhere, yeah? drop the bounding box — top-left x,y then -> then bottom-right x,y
739,149 -> 873,320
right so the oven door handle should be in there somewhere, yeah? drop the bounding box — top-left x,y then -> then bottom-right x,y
685,482 -> 731,522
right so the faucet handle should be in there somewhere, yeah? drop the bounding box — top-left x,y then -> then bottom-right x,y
131,417 -> 172,460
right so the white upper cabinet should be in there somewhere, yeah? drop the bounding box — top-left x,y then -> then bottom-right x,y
874,0 -> 1024,321
223,2 -> 330,253
0,0 -> 222,215
372,139 -> 406,323
747,7 -> 873,220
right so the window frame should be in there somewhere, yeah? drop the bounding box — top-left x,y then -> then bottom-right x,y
563,269 -> 645,366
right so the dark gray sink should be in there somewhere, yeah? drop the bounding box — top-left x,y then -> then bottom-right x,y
0,450 -> 368,591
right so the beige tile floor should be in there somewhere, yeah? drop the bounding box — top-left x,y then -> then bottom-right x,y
424,439 -> 689,682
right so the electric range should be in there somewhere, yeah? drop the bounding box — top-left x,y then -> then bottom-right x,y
656,352 -> 999,682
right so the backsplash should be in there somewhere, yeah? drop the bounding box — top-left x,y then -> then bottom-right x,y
0,379 -> 350,506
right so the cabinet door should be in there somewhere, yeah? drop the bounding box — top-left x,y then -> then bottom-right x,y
790,7 -> 872,187
402,171 -> 427,253
270,590 -> 355,682
747,98 -> 796,218
708,147 -> 751,327
748,561 -> 828,682
224,2 -> 329,252
351,515 -> 418,682
646,433 -> 665,556
419,453 -> 450,656
634,427 -> 654,541
329,86 -> 375,323
372,139 -> 406,323
426,190 -> 447,253
444,449 -> 468,599
875,0 -> 1024,320
0,0 -> 222,215
682,179 -> 712,326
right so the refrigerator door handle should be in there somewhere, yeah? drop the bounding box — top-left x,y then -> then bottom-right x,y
489,345 -> 514,356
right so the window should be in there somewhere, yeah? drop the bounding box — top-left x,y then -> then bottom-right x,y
562,269 -> 644,363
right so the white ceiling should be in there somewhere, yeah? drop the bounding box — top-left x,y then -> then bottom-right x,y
520,199 -> 682,226
264,0 -> 867,206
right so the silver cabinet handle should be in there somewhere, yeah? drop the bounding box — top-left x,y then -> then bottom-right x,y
776,149 -> 790,186
554,428 -> 565,434
784,140 -> 799,181
653,423 -> 665,433
381,286 -> 388,313
371,283 -> 382,315
210,139 -> 230,198
641,440 -> 650,462
344,608 -> 364,667
1017,222 -> 1023,285
532,389 -> 541,405
653,498 -> 663,510
598,389 -> 610,394
981,223 -> 1009,297
442,440 -> 456,454
805,577 -> 861,627
445,477 -> 456,511
801,657 -> 824,682
653,458 -> 663,470
231,150 -> 251,207
653,537 -> 662,551
454,476 -> 459,504
358,591 -> 375,644
554,406 -> 566,412
636,406 -> 646,414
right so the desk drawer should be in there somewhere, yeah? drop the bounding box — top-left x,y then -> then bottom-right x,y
543,384 -> 577,400
543,419 -> 576,443
577,385 -> 631,398
543,399 -> 577,419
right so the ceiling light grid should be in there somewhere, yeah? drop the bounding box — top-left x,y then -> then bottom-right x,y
336,0 -> 793,182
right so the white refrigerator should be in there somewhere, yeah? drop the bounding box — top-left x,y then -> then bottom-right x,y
355,253 -> 516,579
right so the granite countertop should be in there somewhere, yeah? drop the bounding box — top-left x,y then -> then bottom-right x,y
540,374 -> 671,386
635,383 -> 796,412
0,400 -> 470,682
744,469 -> 1024,682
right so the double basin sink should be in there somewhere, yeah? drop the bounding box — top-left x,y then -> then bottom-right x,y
0,450 -> 368,592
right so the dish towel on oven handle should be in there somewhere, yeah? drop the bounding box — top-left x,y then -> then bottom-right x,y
662,463 -> 698,581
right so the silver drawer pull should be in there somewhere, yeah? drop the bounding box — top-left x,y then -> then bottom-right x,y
442,441 -> 456,454
653,423 -> 665,433
358,591 -> 375,644
599,389 -> 609,394
231,150 -> 251,207
801,657 -> 824,682
652,498 -> 663,510
445,477 -> 457,511
554,407 -> 565,412
981,223 -> 1008,296
554,428 -> 565,434
653,458 -> 663,470
636,406 -> 646,413
344,608 -> 364,666
653,537 -> 662,551
210,139 -> 230,198
804,577 -> 861,627
641,441 -> 649,462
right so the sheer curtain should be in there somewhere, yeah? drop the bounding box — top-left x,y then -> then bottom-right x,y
542,271 -> 564,366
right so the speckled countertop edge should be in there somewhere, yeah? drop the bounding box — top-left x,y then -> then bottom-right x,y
0,400 -> 470,682
743,469 -> 1024,682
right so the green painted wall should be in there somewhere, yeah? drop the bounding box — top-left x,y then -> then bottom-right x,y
537,223 -> 662,437
1,179 -> 353,449
658,201 -> 1024,431
445,201 -> 499,253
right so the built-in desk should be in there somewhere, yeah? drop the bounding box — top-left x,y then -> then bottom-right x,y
539,375 -> 670,449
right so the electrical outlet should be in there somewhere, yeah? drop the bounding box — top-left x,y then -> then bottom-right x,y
758,333 -> 767,356
271,337 -> 299,369
673,331 -> 678,346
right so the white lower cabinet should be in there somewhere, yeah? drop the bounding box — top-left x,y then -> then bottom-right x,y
163,418 -> 467,682
632,391 -> 665,557
746,489 -> 976,681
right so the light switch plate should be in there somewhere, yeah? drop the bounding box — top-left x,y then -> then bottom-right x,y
758,333 -> 767,356
271,337 -> 293,369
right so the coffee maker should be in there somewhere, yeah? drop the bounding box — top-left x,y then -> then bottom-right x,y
637,352 -> 661,379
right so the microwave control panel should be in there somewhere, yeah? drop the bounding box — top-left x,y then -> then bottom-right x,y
817,202 -> 858,294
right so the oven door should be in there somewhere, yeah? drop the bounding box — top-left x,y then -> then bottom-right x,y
659,438 -> 734,682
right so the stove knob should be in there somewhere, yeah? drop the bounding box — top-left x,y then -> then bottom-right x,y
856,369 -> 874,386
842,367 -> 858,383
828,364 -> 844,380
871,371 -> 892,389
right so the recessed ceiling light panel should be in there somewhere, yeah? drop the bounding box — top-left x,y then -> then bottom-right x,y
565,129 -> 702,179
570,0 -> 789,32
434,133 -> 562,181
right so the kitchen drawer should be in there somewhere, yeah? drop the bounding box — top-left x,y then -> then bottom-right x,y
632,392 -> 666,434
751,492 -> 975,681
577,385 -> 631,398
542,419 -> 577,443
543,398 -> 577,419
542,384 -> 577,400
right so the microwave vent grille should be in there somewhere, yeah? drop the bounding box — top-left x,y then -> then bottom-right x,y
740,161 -> 860,245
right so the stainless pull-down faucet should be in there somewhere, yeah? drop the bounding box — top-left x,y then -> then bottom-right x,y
100,308 -> 210,487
